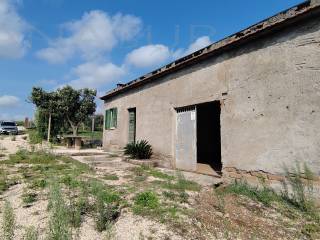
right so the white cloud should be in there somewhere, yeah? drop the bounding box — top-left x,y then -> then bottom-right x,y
68,61 -> 126,89
36,11 -> 142,64
0,95 -> 19,107
0,0 -> 29,59
126,44 -> 170,68
126,36 -> 211,69
173,36 -> 211,59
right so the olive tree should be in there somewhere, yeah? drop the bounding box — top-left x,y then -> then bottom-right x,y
30,87 -> 59,142
56,86 -> 96,136
30,86 -> 96,141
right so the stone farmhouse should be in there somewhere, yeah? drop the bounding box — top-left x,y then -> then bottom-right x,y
101,0 -> 320,182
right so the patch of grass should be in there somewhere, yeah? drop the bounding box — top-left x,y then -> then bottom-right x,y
281,163 -> 318,215
162,191 -> 189,203
147,169 -> 175,181
131,166 -> 145,176
301,223 -> 320,239
5,150 -> 56,165
0,169 -> 9,194
61,175 -> 80,188
94,191 -> 120,232
134,191 -> 159,210
224,179 -> 279,206
22,191 -> 37,205
2,201 -> 15,240
134,175 -> 148,182
47,181 -> 71,240
23,226 -> 38,240
103,174 -> 119,181
178,191 -> 189,203
162,191 -> 176,201
157,175 -> 201,192
30,178 -> 47,189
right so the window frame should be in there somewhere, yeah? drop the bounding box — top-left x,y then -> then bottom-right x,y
105,108 -> 117,130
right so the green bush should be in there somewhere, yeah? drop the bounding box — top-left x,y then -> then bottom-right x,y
2,201 -> 15,240
124,140 -> 153,159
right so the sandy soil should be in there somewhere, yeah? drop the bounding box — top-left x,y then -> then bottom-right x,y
0,134 -> 318,240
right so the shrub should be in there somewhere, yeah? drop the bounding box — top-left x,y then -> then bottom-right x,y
124,140 -> 152,159
2,201 -> 15,240
23,226 -> 38,240
281,163 -> 317,213
28,130 -> 42,145
10,136 -> 16,141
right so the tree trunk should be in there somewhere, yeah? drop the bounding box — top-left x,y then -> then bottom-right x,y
47,113 -> 52,142
92,116 -> 95,133
72,125 -> 78,136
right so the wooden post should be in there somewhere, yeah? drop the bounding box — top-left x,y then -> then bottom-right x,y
92,116 -> 95,133
47,113 -> 52,142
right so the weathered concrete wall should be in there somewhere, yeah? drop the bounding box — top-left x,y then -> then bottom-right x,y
103,16 -> 320,176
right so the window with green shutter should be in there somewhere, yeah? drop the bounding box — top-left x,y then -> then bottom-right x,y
105,108 -> 117,130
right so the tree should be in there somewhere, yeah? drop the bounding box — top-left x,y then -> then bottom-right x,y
57,86 -> 96,136
30,87 -> 59,142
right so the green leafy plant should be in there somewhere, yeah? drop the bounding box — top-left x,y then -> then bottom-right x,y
2,201 -> 15,240
124,140 -> 153,159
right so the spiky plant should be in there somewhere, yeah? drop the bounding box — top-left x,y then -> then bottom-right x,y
124,140 -> 153,159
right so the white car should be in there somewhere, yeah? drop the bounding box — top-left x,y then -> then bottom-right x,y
0,121 -> 18,135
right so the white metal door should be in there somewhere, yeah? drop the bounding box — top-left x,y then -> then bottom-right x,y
175,106 -> 197,171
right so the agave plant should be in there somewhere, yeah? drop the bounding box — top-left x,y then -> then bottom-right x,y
124,140 -> 153,159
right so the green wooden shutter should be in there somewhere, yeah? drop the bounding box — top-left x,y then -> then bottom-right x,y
105,110 -> 108,129
113,108 -> 117,128
106,110 -> 111,129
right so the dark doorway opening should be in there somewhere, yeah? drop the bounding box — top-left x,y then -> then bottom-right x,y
197,101 -> 222,174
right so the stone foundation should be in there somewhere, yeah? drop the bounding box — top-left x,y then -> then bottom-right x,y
223,167 -> 320,193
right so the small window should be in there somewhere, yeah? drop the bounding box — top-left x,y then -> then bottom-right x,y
105,108 -> 117,129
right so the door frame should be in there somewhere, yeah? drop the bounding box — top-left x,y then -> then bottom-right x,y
128,108 -> 136,143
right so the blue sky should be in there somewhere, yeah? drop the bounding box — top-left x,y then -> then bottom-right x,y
0,0 -> 304,120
